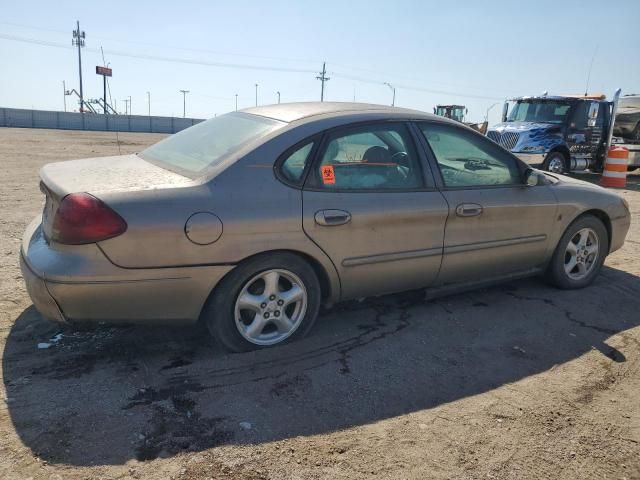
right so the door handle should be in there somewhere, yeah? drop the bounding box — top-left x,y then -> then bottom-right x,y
315,209 -> 352,226
455,203 -> 483,217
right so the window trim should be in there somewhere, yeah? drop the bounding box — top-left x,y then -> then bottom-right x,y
273,135 -> 322,189
414,121 -> 529,191
303,120 -> 433,193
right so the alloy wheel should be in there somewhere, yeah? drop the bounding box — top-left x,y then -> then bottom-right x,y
234,269 -> 307,346
564,228 -> 599,280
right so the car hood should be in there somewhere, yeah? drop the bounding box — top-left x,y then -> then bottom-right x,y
39,153 -> 194,197
490,121 -> 560,133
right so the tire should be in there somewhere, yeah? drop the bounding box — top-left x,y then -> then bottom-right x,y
542,151 -> 568,174
202,252 -> 321,352
545,215 -> 609,289
632,123 -> 640,142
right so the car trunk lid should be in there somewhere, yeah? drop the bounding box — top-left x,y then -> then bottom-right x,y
39,154 -> 193,240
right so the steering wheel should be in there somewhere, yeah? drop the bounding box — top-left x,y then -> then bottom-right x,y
390,151 -> 409,165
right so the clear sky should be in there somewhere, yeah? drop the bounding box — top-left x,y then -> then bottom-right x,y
0,0 -> 638,126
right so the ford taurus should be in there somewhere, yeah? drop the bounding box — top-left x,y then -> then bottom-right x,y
20,103 -> 631,352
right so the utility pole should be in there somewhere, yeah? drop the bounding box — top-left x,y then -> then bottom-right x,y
63,81 -> 67,112
72,21 -> 86,112
235,93 -> 238,111
316,62 -> 330,102
123,98 -> 129,115
179,90 -> 189,117
147,91 -> 151,116
277,91 -> 281,104
128,95 -> 132,115
255,83 -> 258,107
384,82 -> 396,106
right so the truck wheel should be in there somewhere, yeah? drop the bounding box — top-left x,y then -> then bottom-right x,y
633,123 -> 640,142
542,152 -> 567,174
202,252 -> 321,352
544,215 -> 608,290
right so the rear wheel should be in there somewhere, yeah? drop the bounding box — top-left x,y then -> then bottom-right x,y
545,215 -> 608,289
203,253 -> 321,352
542,151 -> 568,174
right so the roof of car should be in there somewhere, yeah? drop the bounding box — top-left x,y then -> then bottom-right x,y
242,102 -> 436,123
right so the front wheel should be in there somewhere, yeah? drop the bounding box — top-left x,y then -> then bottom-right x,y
542,152 -> 568,174
203,253 -> 321,352
545,215 -> 609,289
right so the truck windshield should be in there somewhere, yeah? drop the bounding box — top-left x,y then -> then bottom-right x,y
507,101 -> 571,124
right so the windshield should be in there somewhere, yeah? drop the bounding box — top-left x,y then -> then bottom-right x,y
507,100 -> 571,124
140,112 -> 285,176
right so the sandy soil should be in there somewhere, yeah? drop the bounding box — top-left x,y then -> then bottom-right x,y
0,127 -> 639,480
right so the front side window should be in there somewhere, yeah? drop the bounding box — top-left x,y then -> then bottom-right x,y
420,123 -> 522,188
313,124 -> 423,190
141,112 -> 285,176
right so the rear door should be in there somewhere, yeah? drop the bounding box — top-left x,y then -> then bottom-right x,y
416,122 -> 558,285
300,122 -> 449,300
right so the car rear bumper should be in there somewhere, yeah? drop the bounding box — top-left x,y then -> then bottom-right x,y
514,152 -> 546,166
21,216 -> 234,324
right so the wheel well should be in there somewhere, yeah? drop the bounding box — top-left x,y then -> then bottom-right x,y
577,209 -> 612,252
548,145 -> 570,163
197,249 -> 334,325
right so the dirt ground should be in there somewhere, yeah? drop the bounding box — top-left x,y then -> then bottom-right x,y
1,127 -> 639,480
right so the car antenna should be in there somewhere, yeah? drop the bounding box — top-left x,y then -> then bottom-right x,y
584,45 -> 599,97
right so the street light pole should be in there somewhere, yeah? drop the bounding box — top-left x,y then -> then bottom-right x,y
384,82 -> 396,106
255,83 -> 258,107
147,91 -> 151,116
179,90 -> 189,117
235,93 -> 238,111
63,81 -> 67,112
277,91 -> 281,104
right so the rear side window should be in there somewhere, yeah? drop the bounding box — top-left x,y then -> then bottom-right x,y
420,123 -> 521,188
141,112 -> 284,177
280,141 -> 315,184
312,124 -> 423,190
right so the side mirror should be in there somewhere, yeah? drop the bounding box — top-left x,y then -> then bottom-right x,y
524,168 -> 543,186
501,102 -> 509,123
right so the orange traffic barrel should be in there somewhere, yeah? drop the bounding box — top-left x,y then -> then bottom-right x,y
600,146 -> 629,188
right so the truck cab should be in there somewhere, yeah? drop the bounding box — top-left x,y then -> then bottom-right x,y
486,95 -> 611,174
434,105 -> 467,123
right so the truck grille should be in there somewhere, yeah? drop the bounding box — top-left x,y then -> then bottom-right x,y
487,131 -> 520,151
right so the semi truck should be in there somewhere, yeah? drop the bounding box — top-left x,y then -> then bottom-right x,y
486,91 -> 640,174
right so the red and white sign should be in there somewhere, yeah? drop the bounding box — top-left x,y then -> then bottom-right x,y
95,66 -> 112,77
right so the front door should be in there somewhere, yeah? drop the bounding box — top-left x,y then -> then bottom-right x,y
301,122 -> 449,300
416,122 -> 558,285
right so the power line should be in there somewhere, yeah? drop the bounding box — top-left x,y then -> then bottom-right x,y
0,33 -> 317,74
0,31 -> 510,102
0,21 -> 321,67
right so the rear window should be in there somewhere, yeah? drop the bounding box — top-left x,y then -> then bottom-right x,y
140,112 -> 285,176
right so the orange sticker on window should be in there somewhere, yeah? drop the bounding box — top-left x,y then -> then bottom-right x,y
321,165 -> 336,184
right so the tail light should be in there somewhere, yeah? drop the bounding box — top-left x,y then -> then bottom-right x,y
51,193 -> 127,244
